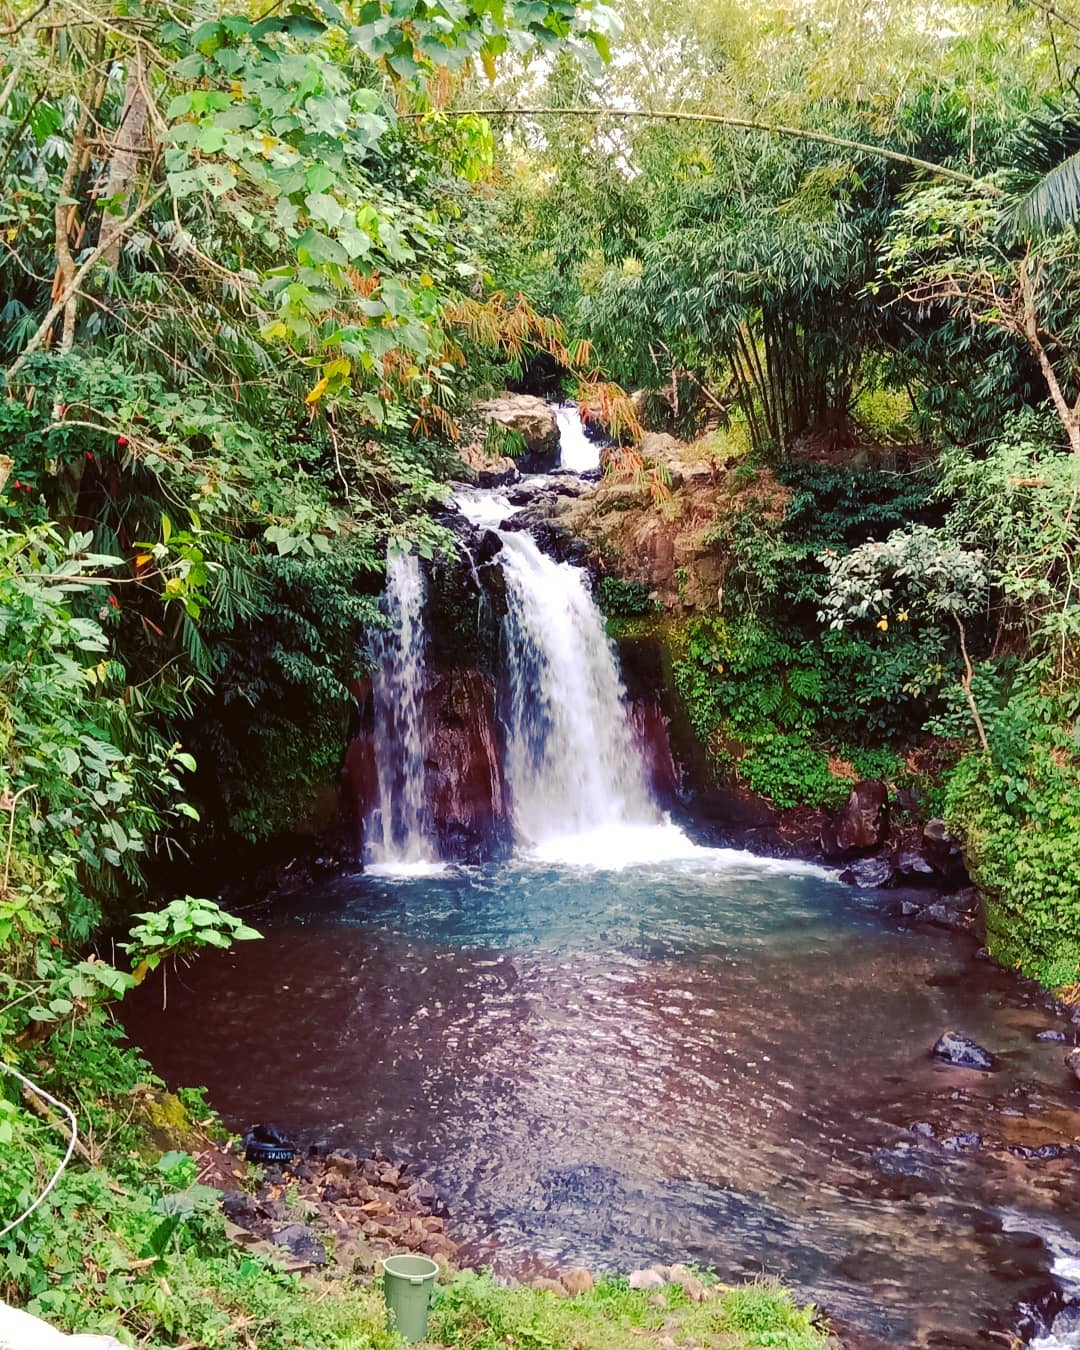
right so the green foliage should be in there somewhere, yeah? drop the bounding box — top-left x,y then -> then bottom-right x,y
124,897 -> 261,980
944,677 -> 1080,987
672,617 -> 851,808
1,1027 -> 400,1349
427,1271 -> 828,1350
596,576 -> 658,617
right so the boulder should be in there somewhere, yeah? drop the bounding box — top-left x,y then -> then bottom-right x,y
628,1268 -> 666,1290
531,1278 -> 569,1297
1068,1047 -> 1080,1086
922,818 -> 970,888
828,779 -> 889,855
923,902 -> 969,931
667,1264 -> 707,1302
221,1190 -> 263,1230
932,1031 -> 994,1071
895,847 -> 936,883
1037,1029 -> 1068,1043
560,1268 -> 595,1297
271,1223 -> 327,1267
476,394 -> 559,472
326,1149 -> 358,1177
457,438 -> 519,488
838,855 -> 896,888
941,1132 -> 982,1151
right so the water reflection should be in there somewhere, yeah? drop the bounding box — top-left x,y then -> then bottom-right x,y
125,853 -> 1080,1346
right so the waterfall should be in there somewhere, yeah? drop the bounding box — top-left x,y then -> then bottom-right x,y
498,530 -> 657,847
554,403 -> 601,473
364,403 -> 692,871
369,551 -> 433,865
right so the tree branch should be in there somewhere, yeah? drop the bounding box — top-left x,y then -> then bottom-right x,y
6,186 -> 166,380
402,106 -> 986,188
0,0 -> 51,37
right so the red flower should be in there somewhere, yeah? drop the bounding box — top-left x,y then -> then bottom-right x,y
107,595 -> 120,609
85,451 -> 94,461
117,435 -> 129,447
11,480 -> 20,489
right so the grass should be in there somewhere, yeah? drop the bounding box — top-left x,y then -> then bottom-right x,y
424,1270 -> 832,1350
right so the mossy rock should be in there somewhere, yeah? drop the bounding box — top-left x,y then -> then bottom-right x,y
133,1086 -> 201,1158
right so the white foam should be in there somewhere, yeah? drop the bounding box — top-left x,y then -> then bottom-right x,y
365,859 -> 449,879
455,487 -> 520,528
524,821 -> 839,879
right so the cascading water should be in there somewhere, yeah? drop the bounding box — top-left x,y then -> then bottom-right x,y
371,404 -> 698,868
498,529 -> 655,847
554,402 -> 601,473
369,551 -> 433,865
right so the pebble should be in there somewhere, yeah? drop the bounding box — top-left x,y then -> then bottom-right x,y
1037,1030 -> 1067,1043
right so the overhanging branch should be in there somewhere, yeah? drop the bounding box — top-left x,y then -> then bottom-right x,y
406,105 -> 986,189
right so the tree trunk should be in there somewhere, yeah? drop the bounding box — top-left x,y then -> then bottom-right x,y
100,58 -> 148,268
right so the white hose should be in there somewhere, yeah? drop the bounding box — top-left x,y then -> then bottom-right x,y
0,1061 -> 79,1239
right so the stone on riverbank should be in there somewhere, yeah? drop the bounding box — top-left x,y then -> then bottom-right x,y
823,779 -> 889,856
560,1268 -> 595,1296
628,1268 -> 666,1290
933,1031 -> 994,1071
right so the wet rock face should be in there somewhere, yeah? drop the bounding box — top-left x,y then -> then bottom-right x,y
922,817 -> 970,888
822,779 -> 889,857
476,394 -> 559,472
627,699 -> 681,807
840,855 -> 896,888
424,670 -> 512,863
933,1031 -> 995,1071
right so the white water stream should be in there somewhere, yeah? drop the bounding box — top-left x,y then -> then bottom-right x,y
498,528 -> 656,848
554,402 -> 601,472
369,551 -> 434,868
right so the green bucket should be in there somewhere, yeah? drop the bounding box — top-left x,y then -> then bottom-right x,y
382,1253 -> 440,1343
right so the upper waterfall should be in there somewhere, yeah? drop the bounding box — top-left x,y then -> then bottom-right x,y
498,529 -> 656,848
554,403 -> 601,473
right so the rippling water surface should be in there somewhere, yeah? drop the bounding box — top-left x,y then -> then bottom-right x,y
125,844 -> 1080,1347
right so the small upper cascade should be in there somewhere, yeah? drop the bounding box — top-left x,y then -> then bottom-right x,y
498,528 -> 657,847
554,403 -> 601,473
369,551 -> 433,865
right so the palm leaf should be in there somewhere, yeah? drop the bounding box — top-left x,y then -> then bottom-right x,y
1007,99 -> 1080,237
1015,148 -> 1080,235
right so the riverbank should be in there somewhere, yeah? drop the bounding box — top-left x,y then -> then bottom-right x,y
0,1022 -> 832,1349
